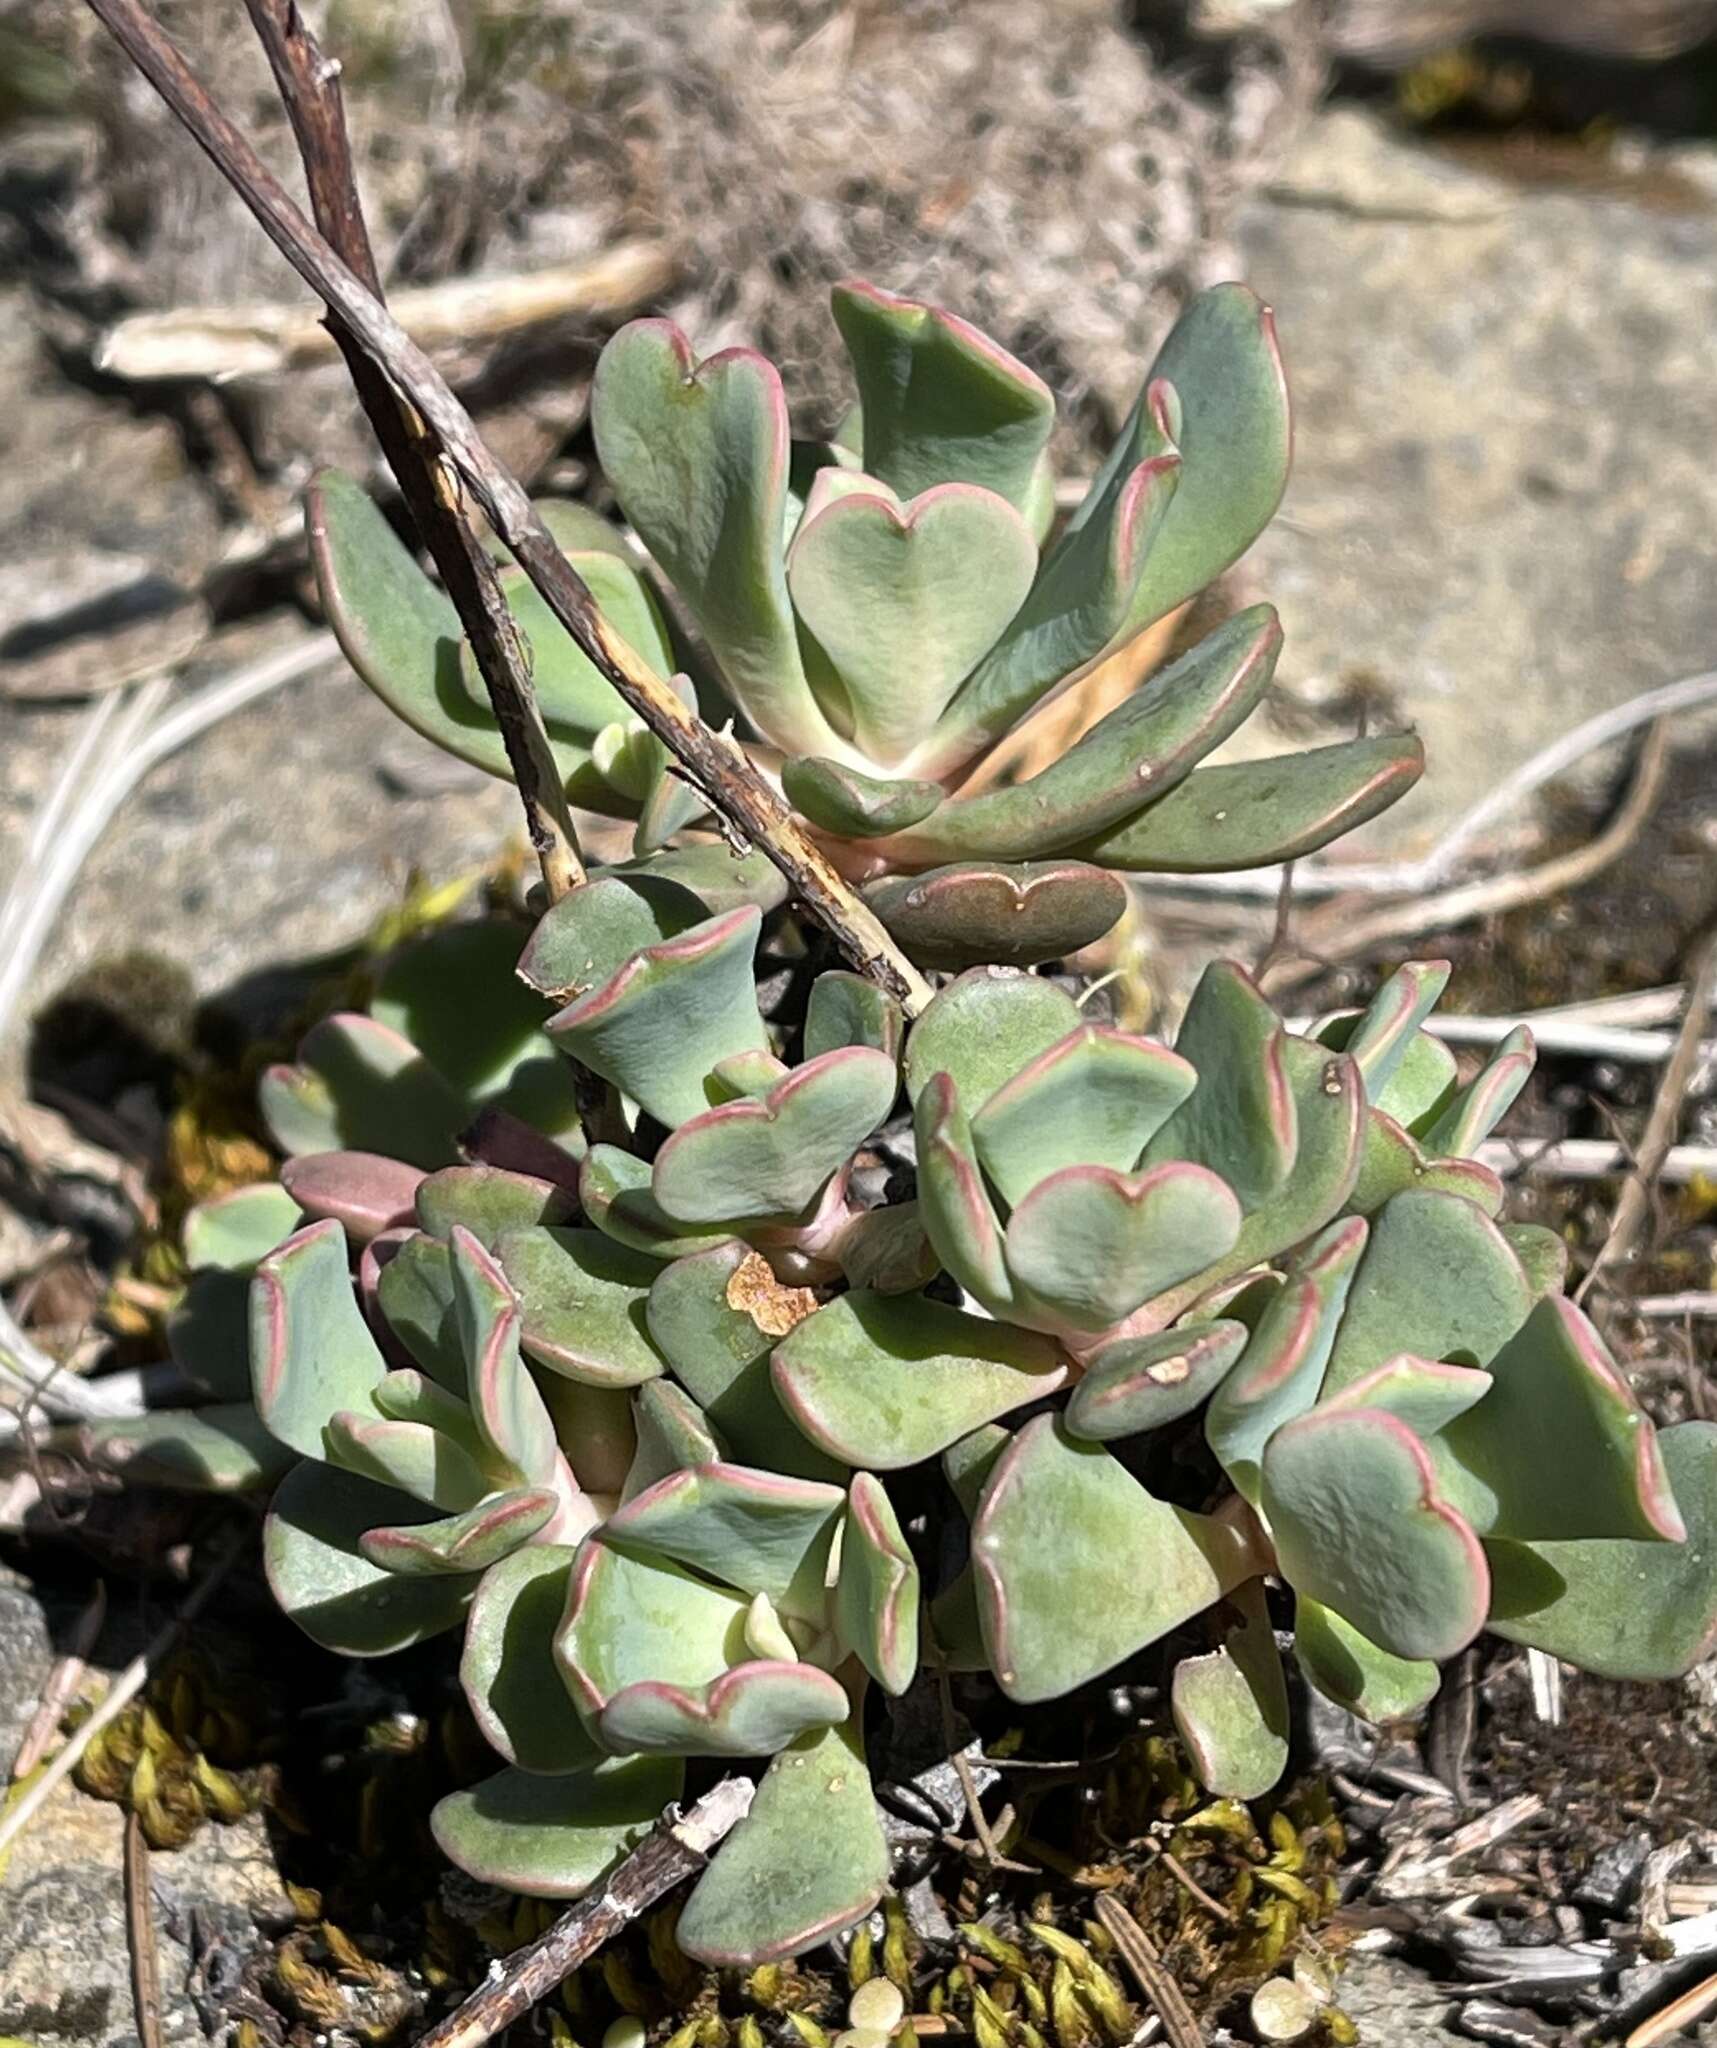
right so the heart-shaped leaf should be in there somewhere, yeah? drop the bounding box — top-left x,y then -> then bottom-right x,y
1261,1406 -> 1489,1662
604,1463 -> 846,1618
885,608 -> 1281,864
555,1539 -> 749,1724
1321,961 -> 1451,1097
1005,1162 -> 1243,1333
359,1486 -> 558,1576
836,1472 -> 920,1695
280,1151 -> 424,1245
261,1013 -> 466,1170
652,1047 -> 898,1225
1318,1355 -> 1492,1440
324,1409 -> 491,1512
830,280 -> 1055,512
1205,1216 -> 1369,1501
781,756 -> 944,838
76,1404 -> 296,1493
1171,1581 -> 1290,1801
1322,1190 -> 1534,1399
1436,1295 -> 1683,1543
1143,962 -> 1295,1209
972,1024 -> 1196,1210
867,861 -> 1127,970
545,907 -> 769,1130
608,844 -> 791,919
460,1544 -> 603,1773
264,1462 -> 476,1654
431,1758 -> 684,1898
1077,734 -> 1424,872
1065,1320 -> 1248,1441
415,1166 -> 576,1248
646,1243 -> 842,1481
904,967 -> 1081,1110
496,1226 -> 664,1389
788,482 -> 1037,765
183,1183 -> 303,1272
592,321 -> 840,756
518,871 -> 708,1003
1488,1421 -> 1717,1680
252,1220 -> 388,1463
972,1415 -> 1259,1702
599,1661 -> 849,1758
676,1709 -> 888,1964
771,1289 -> 1066,1469
1293,1595 -> 1439,1722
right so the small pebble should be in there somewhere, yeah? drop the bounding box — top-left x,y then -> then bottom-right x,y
847,1979 -> 906,2035
604,2020 -> 647,2048
1249,1977 -> 1316,2043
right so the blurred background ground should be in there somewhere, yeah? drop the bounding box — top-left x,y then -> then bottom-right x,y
4,5 -> 1717,2045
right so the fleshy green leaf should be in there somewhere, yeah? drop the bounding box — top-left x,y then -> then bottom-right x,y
261,1013 -> 467,1170
599,1661 -> 848,1758
323,1410 -> 490,1512
1065,1321 -> 1248,1441
904,967 -> 1081,1110
787,481 -> 1037,766
373,1232 -> 463,1389
460,1544 -> 604,1772
1435,1295 -> 1684,1543
252,1220 -> 388,1463
646,1243 -> 844,1481
972,1415 -> 1258,1702
1322,1189 -> 1534,1399
76,1404 -> 295,1493
518,871 -> 708,1003
1143,961 -> 1296,1209
830,280 -> 1055,512
280,1151 -> 424,1245
1261,1406 -> 1488,1662
781,756 -> 944,838
835,1472 -> 920,1695
371,920 -> 568,1113
544,907 -> 769,1130
431,1758 -> 683,1897
1077,735 -> 1424,872
183,1183 -> 303,1271
604,1462 -> 845,1619
971,1024 -> 1196,1210
624,1379 -> 729,1501
771,1289 -> 1065,1469
497,1226 -> 665,1389
1422,1028 -> 1535,1155
1003,1161 -> 1242,1333
1487,1421 -> 1717,1680
676,1709 -> 888,1964
591,321 -> 839,756
580,1147 -> 737,1263
1204,1216 -> 1368,1502
651,1048 -> 898,1225
883,608 -> 1281,864
555,1538 -> 749,1722
1294,1595 -> 1439,1722
912,1073 -> 1012,1313
803,972 -> 906,1063
264,1461 -> 475,1654
1171,1581 -> 1290,1800
450,1226 -> 557,1485
360,1487 -> 558,1575
867,860 -> 1127,970
1323,962 -> 1451,1097
415,1166 -> 577,1248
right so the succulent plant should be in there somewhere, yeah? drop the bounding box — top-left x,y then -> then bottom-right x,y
97,905 -> 1717,1970
309,282 -> 1425,968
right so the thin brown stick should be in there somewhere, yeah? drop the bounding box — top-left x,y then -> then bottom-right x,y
239,0 -> 582,905
124,1809 -> 165,2048
1577,927 -> 1717,1306
82,0 -> 932,1011
412,1778 -> 754,2048
1258,720 -> 1671,998
1092,1894 -> 1204,2048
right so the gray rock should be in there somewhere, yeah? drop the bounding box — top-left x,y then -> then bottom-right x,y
1235,108 -> 1717,858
